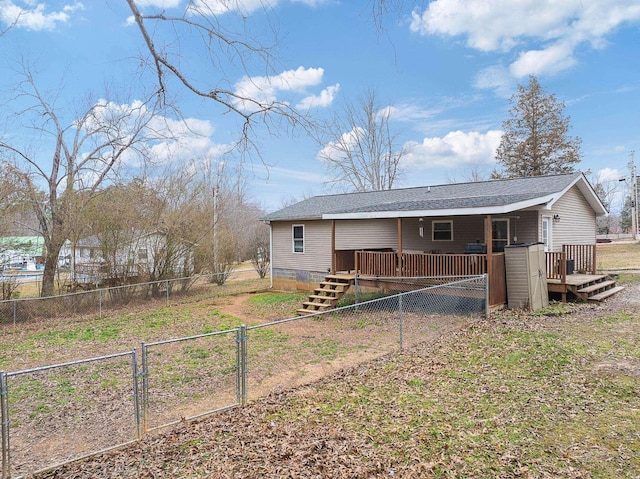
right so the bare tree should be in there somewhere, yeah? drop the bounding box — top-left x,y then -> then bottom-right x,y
124,0 -> 312,152
0,68 -> 163,296
493,76 -> 581,178
320,90 -> 407,192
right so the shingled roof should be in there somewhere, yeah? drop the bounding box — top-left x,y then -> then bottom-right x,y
264,172 -> 607,221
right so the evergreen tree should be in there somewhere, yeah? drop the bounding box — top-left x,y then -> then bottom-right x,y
493,76 -> 581,178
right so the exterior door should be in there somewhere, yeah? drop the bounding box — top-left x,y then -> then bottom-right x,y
542,216 -> 552,252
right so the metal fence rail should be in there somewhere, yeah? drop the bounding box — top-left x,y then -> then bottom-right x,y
0,270 -> 260,329
0,275 -> 487,477
141,329 -> 241,434
1,351 -> 139,478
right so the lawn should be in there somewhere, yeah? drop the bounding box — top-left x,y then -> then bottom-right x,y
36,290 -> 640,478
597,240 -> 640,270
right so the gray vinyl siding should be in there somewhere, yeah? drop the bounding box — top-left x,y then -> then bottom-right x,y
271,221 -> 332,273
335,219 -> 398,249
546,186 -> 596,251
401,216 -> 485,253
512,210 -> 539,244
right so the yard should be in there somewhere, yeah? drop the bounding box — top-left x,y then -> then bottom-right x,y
35,281 -> 640,478
1,242 -> 639,477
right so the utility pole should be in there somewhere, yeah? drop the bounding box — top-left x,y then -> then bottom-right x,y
213,185 -> 218,273
631,151 -> 637,241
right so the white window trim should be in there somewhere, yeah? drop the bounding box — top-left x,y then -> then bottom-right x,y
292,224 -> 305,253
432,220 -> 453,242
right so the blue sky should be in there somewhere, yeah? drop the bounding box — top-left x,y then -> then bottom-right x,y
1,0 -> 639,212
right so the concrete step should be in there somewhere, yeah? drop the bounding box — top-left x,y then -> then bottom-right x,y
588,286 -> 625,302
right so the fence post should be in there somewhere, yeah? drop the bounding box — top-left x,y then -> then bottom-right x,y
131,349 -> 142,441
12,300 -> 16,329
166,280 -> 170,303
141,343 -> 149,435
238,325 -> 247,406
398,294 -> 403,349
354,275 -> 359,305
1,371 -> 10,479
99,289 -> 103,319
484,274 -> 489,319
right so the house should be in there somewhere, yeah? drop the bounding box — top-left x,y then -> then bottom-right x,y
71,231 -> 195,286
264,172 -> 612,308
0,236 -> 47,271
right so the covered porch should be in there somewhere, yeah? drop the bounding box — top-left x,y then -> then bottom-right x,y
329,215 -> 508,307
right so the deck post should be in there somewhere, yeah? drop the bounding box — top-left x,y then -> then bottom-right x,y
485,215 -> 493,272
397,218 -> 403,276
331,220 -> 336,274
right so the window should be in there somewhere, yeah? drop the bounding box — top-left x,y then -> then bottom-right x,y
138,248 -> 148,261
492,219 -> 509,252
432,220 -> 453,241
292,225 -> 304,253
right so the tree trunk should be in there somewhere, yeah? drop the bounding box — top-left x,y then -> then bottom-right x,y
41,242 -> 63,297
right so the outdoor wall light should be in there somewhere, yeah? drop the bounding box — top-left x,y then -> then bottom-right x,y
419,217 -> 424,238
553,214 -> 561,223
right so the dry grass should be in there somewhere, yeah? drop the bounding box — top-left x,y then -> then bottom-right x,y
597,241 -> 640,270
35,289 -> 640,478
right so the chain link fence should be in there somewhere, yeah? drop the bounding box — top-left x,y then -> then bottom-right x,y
1,352 -> 140,478
0,270 -> 263,329
1,275 -> 487,477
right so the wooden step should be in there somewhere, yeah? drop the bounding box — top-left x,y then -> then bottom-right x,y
315,287 -> 346,295
578,280 -> 616,294
302,301 -> 333,309
308,294 -> 337,301
318,281 -> 348,290
588,286 -> 625,302
324,274 -> 355,282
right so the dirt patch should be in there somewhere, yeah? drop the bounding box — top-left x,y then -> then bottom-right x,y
593,359 -> 640,377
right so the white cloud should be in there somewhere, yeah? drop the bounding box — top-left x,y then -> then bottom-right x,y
509,41 -> 577,77
411,0 -> 640,79
233,66 -> 326,112
135,0 -> 182,7
317,127 -> 364,163
597,167 -> 622,183
473,65 -> 514,98
187,0 -> 329,15
0,1 -> 83,31
403,130 -> 502,169
296,83 -> 340,109
80,99 -> 228,167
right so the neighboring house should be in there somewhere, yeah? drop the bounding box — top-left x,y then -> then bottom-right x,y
72,231 -> 195,286
0,236 -> 46,271
264,172 -> 608,306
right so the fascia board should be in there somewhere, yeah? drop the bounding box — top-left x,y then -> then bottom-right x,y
322,194 -> 556,220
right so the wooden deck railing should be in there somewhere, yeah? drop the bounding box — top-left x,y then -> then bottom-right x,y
354,250 -> 506,306
355,251 -> 490,277
545,251 -> 567,283
562,244 -> 596,274
545,244 -> 597,282
354,251 -> 398,277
